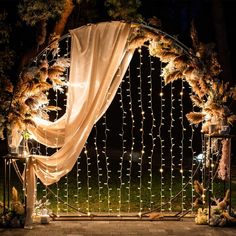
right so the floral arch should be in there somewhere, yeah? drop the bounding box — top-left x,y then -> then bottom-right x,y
3,21 -> 236,226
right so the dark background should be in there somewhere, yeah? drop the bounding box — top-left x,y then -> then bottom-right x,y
0,0 -> 235,85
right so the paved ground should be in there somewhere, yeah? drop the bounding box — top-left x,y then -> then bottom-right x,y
0,218 -> 236,236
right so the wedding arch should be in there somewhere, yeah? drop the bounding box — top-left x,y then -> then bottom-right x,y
7,21 -> 235,226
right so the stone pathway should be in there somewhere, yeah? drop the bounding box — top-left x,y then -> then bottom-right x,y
0,218 -> 236,236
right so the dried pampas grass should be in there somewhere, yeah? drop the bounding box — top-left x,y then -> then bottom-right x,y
230,86 -> 236,100
160,35 -> 174,45
227,115 -> 236,125
198,78 -> 209,95
25,97 -> 39,109
50,77 -> 65,86
48,67 -> 64,80
37,110 -> 49,120
35,82 -> 52,91
186,112 -> 205,124
173,54 -> 189,69
163,70 -> 183,85
183,66 -> 195,78
187,80 -> 205,98
43,106 -> 62,111
145,30 -> 161,41
201,121 -> 211,133
23,119 -> 36,128
128,36 -> 148,50
158,51 -> 179,63
11,187 -> 25,215
53,57 -> 70,68
190,95 -> 203,108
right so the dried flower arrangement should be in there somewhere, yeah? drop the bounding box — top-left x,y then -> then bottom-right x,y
0,187 -> 25,228
9,56 -> 70,139
195,189 -> 236,227
0,54 -> 70,142
193,180 -> 236,226
129,23 -> 236,134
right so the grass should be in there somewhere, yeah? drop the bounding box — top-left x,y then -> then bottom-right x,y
1,155 -> 235,216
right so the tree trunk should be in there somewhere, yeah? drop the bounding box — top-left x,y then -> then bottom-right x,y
19,0 -> 75,70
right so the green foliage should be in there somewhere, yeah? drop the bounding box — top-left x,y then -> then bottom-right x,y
0,11 -> 11,45
0,11 -> 14,140
18,0 -> 66,26
105,0 -> 142,21
0,11 -> 15,75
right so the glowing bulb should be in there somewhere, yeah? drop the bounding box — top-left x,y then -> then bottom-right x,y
196,153 -> 204,162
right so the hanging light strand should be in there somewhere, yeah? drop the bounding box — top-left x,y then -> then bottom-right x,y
179,80 -> 186,212
75,155 -> 82,212
188,85 -> 195,212
94,124 -> 102,213
84,143 -> 92,215
117,81 -> 126,216
61,40 -> 69,214
126,65 -> 134,213
103,114 -> 112,213
137,47 -> 144,216
55,36 -> 69,215
190,124 -> 195,212
42,52 -> 49,208
54,87 -> 61,216
169,82 -> 175,212
159,63 -> 165,212
148,54 -> 155,210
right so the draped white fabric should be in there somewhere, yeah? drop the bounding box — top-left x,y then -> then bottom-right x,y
23,21 -> 134,227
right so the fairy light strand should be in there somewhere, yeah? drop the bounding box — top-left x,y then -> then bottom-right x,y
179,80 -> 186,212
43,51 -> 48,207
59,39 -> 70,215
103,114 -> 112,213
137,47 -> 144,216
117,81 -> 126,216
159,63 -> 165,212
126,65 -> 134,213
84,143 -> 92,215
75,155 -> 82,212
188,85 -> 195,212
169,82 -> 175,212
148,54 -> 155,210
54,88 -> 60,216
94,124 -> 102,213
190,124 -> 195,212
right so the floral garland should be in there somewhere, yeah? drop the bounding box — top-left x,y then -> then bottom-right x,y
129,24 -> 236,134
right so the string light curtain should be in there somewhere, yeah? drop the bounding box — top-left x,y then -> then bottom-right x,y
21,21 -> 134,226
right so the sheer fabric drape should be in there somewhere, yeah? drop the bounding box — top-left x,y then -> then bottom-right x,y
22,21 -> 134,227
